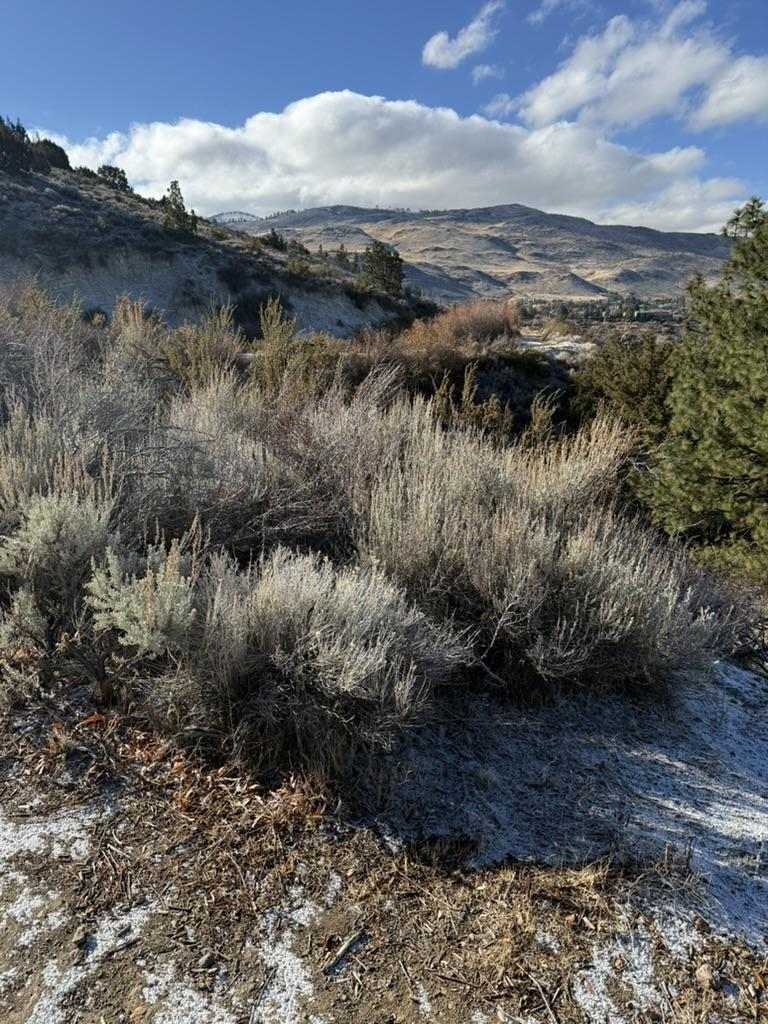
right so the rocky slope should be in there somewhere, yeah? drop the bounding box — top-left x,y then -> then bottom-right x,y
227,204 -> 731,304
0,172 -> 409,336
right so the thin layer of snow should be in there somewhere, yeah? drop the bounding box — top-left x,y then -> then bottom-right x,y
256,886 -> 328,1024
0,803 -> 95,864
25,901 -> 156,1024
0,968 -> 18,994
381,662 -> 768,949
517,332 -> 597,363
142,964 -> 239,1024
572,921 -> 660,1024
416,980 -> 433,1017
324,871 -> 342,907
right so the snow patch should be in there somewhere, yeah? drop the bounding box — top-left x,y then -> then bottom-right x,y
256,887 -> 327,1024
142,964 -> 239,1024
0,803 -> 95,864
572,923 -> 660,1023
25,901 -> 155,1024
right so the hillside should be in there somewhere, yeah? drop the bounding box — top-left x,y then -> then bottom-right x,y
226,204 -> 731,304
0,171 -> 416,336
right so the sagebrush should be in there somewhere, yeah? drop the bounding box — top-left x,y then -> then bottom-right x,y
0,285 -> 747,778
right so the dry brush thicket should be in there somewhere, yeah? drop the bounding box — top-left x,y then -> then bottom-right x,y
0,283 -> 745,778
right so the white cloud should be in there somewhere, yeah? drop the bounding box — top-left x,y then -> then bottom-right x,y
51,90 -> 745,232
472,63 -> 504,84
423,2 -> 505,70
527,0 -> 595,27
692,55 -> 768,128
516,0 -> 768,132
599,177 -> 743,234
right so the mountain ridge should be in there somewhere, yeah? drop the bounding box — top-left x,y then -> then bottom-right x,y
220,202 -> 730,303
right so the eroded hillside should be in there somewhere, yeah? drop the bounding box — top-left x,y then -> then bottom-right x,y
0,172 -> 414,335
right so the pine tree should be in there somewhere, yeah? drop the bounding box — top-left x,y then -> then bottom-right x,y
361,240 -> 404,297
162,180 -> 198,236
643,197 -> 768,576
572,330 -> 674,445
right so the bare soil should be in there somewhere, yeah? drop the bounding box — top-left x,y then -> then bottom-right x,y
0,663 -> 765,1023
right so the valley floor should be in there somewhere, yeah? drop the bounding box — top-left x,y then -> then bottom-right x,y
0,663 -> 765,1024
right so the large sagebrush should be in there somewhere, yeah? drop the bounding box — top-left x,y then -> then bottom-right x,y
0,285 -> 748,775
86,543 -> 468,775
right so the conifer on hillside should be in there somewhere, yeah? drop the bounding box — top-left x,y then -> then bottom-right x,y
644,197 -> 768,576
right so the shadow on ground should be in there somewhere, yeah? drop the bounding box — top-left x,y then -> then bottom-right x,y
375,663 -> 768,947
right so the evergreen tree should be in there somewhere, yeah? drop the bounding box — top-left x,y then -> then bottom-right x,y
30,138 -> 70,170
572,331 -> 674,445
643,197 -> 768,576
0,116 -> 31,174
97,164 -> 132,192
162,180 -> 198,236
361,240 -> 403,297
335,243 -> 350,268
263,227 -> 287,251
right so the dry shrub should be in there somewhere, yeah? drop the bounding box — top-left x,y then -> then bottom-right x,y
0,490 -> 115,625
400,299 -> 519,351
161,304 -> 245,390
88,544 -> 468,776
360,409 -> 739,690
543,314 -> 576,339
0,282 -> 100,409
0,286 -> 748,776
200,548 -> 467,775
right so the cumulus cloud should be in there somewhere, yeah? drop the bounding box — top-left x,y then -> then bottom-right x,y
422,2 -> 505,70
472,63 -> 504,84
516,0 -> 768,132
51,90 -> 745,232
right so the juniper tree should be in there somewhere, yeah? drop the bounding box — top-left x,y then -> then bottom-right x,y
362,240 -> 404,297
643,197 -> 768,576
162,180 -> 198,236
0,116 -> 31,174
572,331 -> 674,446
97,164 -> 131,192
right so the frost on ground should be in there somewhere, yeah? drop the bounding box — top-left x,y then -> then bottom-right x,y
0,792 -> 336,1024
142,964 -> 239,1024
256,883 -> 328,1024
0,660 -> 765,1022
379,662 -> 767,1018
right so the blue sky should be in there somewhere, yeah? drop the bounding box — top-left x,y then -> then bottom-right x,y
3,0 -> 766,230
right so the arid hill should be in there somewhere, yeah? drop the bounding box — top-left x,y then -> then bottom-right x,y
227,203 -> 731,304
0,171 -> 419,335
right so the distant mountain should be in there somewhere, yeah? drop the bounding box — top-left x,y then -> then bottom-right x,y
226,203 -> 730,303
209,210 -> 261,224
